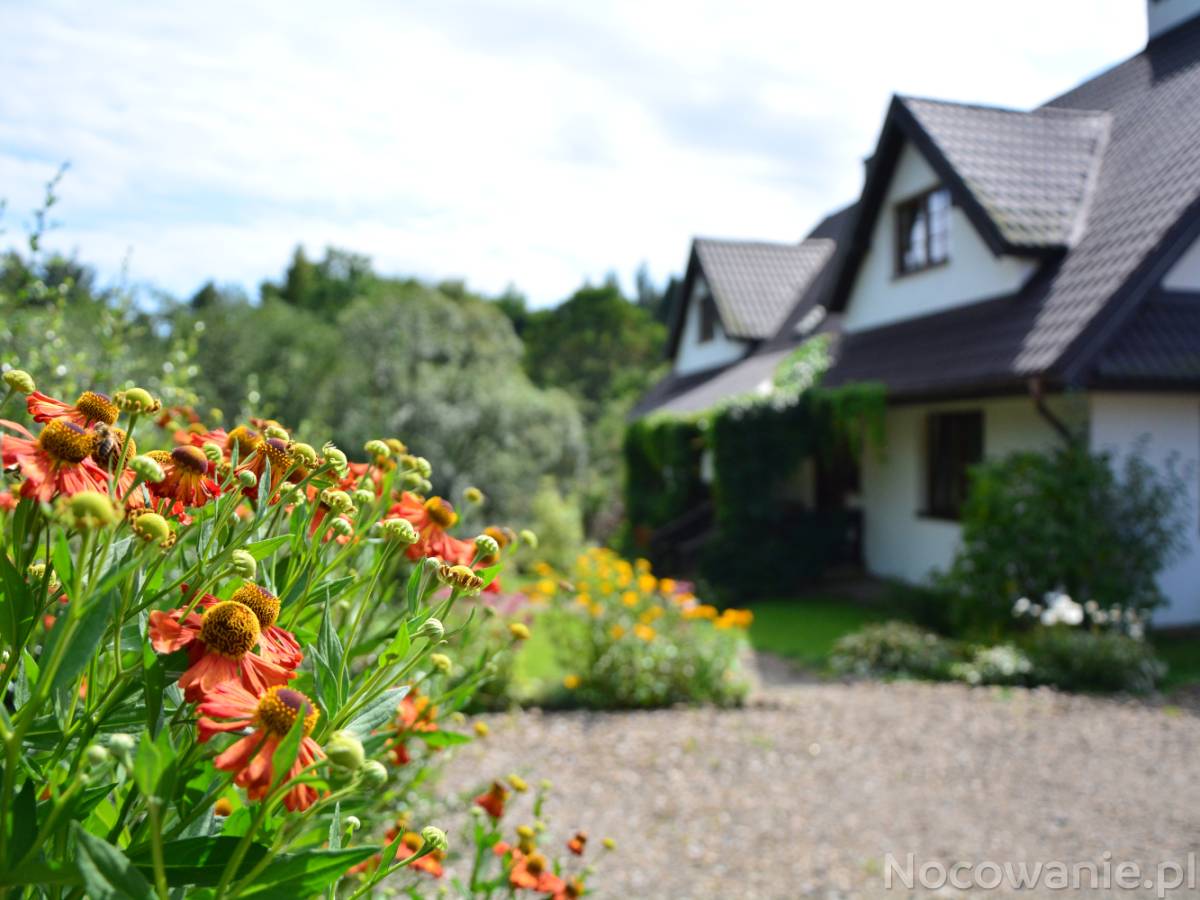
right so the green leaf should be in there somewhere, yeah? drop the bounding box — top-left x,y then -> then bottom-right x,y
327,801 -> 342,851
342,685 -> 408,739
404,564 -> 424,616
379,621 -> 409,665
244,534 -> 290,561
235,847 -> 379,899
132,727 -> 177,800
257,457 -> 272,507
269,709 -> 306,796
143,640 -> 165,734
417,730 -> 471,748
315,604 -> 347,711
0,550 -> 33,647
476,560 -> 503,589
41,589 -> 113,697
10,779 -> 36,863
126,836 -> 268,887
73,823 -> 157,900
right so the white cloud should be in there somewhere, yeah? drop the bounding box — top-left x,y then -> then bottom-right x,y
0,0 -> 1144,305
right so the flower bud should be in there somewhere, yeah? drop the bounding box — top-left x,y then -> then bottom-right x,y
264,424 -> 289,441
114,387 -> 161,415
61,491 -> 119,530
420,826 -> 449,853
352,489 -> 375,507
416,617 -> 445,641
519,529 -> 539,550
380,517 -> 418,545
131,512 -> 175,548
325,731 -> 366,772
322,443 -> 348,474
421,557 -> 443,578
412,456 -> 432,479
364,439 -> 390,459
474,534 -> 500,560
464,486 -> 485,505
108,733 -> 136,758
2,369 -> 35,394
417,478 -> 433,495
359,760 -> 388,789
385,438 -> 407,454
602,837 -> 616,851
473,721 -> 489,738
329,516 -> 354,538
202,441 -> 224,463
320,489 -> 355,515
507,774 -> 528,793
401,471 -> 423,489
429,652 -> 452,673
238,469 -> 257,488
85,744 -> 108,767
345,815 -> 362,832
438,563 -> 484,595
129,454 -> 165,484
230,549 -> 256,579
214,797 -> 234,817
516,824 -> 535,840
508,622 -> 531,641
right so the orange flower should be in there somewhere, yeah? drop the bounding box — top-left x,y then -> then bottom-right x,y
474,781 -> 509,819
188,583 -> 302,669
566,831 -> 587,856
0,419 -> 109,503
196,682 -> 325,811
148,445 -> 222,515
388,492 -> 474,563
236,436 -> 294,498
399,831 -> 444,877
148,599 -> 293,702
389,689 -> 439,765
509,850 -> 566,895
26,390 -> 119,427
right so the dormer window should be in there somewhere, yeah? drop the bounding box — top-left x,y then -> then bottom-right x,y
895,187 -> 951,275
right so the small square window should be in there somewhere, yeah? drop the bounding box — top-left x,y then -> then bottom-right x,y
896,187 -> 951,276
925,410 -> 983,519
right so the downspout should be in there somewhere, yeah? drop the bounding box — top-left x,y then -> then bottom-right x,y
1027,377 -> 1074,444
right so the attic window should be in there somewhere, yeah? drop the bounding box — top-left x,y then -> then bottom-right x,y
698,292 -> 719,343
896,187 -> 951,275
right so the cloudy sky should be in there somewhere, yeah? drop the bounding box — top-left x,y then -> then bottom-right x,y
0,1 -> 1145,306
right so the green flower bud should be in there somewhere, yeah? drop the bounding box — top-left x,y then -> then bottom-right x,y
420,826 -> 448,853
474,534 -> 500,560
463,486 -> 485,504
61,491 -> 119,530
131,512 -> 174,548
129,454 -> 165,484
290,441 -> 318,467
429,652 -> 452,673
421,557 -> 443,578
401,471 -> 424,490
416,618 -> 445,641
230,549 -> 256,579
417,478 -> 433,495
320,489 -> 355,515
202,441 -> 224,463
85,745 -> 108,767
238,469 -> 257,488
345,815 -> 362,832
322,443 -> 348,474
3,369 -> 35,394
264,424 -> 289,441
359,760 -> 388,789
519,529 -> 539,550
324,731 -> 366,772
413,456 -> 432,479
329,516 -> 354,538
380,517 -> 418,545
364,439 -> 390,459
108,733 -> 136,757
352,489 -> 375,507
113,387 -> 161,414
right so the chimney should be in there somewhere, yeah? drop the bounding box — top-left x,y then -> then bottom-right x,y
1147,0 -> 1200,41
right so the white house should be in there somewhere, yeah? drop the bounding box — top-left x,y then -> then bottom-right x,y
635,1 -> 1200,624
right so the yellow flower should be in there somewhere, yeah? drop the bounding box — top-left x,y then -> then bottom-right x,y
473,721 -> 490,737
633,624 -> 656,642
509,622 -> 531,641
599,581 -> 614,594
535,578 -> 557,597
659,578 -> 677,595
609,624 -> 625,640
639,607 -> 663,624
634,557 -> 652,573
575,593 -> 591,607
533,561 -> 554,577
637,573 -> 657,594
590,603 -> 604,618
685,604 -> 718,620
620,590 -> 639,608
563,674 -> 580,690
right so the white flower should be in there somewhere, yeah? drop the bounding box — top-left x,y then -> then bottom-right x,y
1041,607 -> 1061,626
1013,596 -> 1031,616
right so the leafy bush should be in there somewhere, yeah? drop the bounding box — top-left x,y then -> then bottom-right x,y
940,443 -> 1189,636
830,621 -> 955,679
949,644 -> 1033,686
533,548 -> 751,708
1022,629 -> 1165,694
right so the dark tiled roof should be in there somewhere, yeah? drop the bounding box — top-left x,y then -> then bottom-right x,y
828,18 -> 1200,394
694,237 -> 834,340
902,97 -> 1109,248
628,362 -> 737,419
1094,293 -> 1200,385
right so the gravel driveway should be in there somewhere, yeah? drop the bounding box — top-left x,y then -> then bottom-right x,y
440,658 -> 1200,899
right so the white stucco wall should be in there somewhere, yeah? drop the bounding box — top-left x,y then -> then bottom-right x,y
673,277 -> 748,375
1147,0 -> 1200,39
861,395 -> 1079,584
843,143 -> 1039,333
1089,393 -> 1200,626
1161,232 -> 1200,290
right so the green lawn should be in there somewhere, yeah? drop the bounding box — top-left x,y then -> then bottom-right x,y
1153,631 -> 1200,689
747,596 -> 887,668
